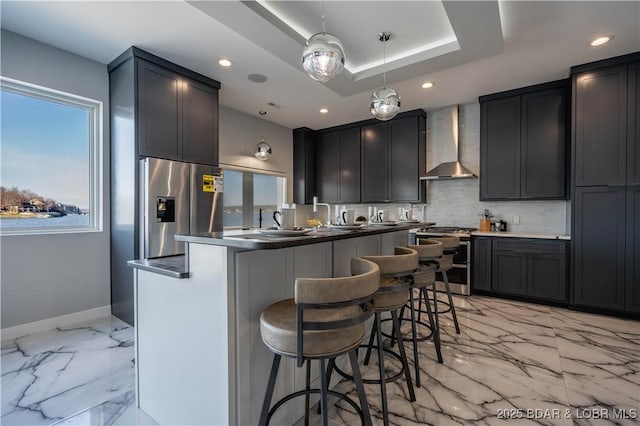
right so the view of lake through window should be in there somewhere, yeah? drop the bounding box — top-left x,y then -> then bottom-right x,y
0,80 -> 100,233
222,170 -> 284,228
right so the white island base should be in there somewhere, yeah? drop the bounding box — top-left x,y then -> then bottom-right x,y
132,230 -> 408,425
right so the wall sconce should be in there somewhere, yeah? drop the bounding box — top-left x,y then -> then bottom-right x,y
255,139 -> 272,160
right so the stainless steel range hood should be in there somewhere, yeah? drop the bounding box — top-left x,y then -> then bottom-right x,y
420,105 -> 477,180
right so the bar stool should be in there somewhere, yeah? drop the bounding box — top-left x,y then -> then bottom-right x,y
395,240 -> 444,388
422,237 -> 461,334
328,246 -> 417,426
258,258 -> 380,426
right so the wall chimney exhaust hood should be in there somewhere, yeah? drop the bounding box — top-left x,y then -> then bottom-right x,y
420,105 -> 477,180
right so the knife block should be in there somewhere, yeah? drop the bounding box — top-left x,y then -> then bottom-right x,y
479,218 -> 491,231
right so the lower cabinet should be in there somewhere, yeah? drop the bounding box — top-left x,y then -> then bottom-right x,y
627,185 -> 640,313
492,249 -> 527,296
472,237 -> 492,291
472,237 -> 568,303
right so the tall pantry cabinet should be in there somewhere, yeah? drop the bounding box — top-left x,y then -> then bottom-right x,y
571,53 -> 640,314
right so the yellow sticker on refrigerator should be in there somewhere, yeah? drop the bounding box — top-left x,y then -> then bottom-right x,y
202,174 -> 215,192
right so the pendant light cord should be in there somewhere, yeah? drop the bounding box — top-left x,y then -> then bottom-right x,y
382,36 -> 387,89
321,0 -> 326,33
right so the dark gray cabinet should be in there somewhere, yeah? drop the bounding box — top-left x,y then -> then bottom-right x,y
526,252 -> 567,302
472,237 -> 492,292
137,60 -> 181,160
361,122 -> 388,202
571,53 -> 640,316
316,127 -> 360,204
361,112 -> 426,203
492,249 -> 527,296
573,186 -> 626,311
480,97 -> 521,199
295,109 -> 425,204
626,185 -> 640,313
573,66 -> 627,187
108,47 -> 220,324
390,115 -> 425,202
480,80 -> 567,200
629,62 -> 640,185
293,128 -> 316,205
472,237 -> 568,303
137,56 -> 219,166
181,79 -> 219,165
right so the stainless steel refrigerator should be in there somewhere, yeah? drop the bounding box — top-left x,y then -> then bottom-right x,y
141,157 -> 223,258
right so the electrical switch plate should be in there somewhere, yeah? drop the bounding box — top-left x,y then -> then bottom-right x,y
512,216 -> 520,224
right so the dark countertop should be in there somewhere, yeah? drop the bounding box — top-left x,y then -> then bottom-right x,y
128,255 -> 189,279
175,223 -> 416,249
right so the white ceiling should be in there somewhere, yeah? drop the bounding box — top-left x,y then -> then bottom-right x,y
1,1 -> 639,130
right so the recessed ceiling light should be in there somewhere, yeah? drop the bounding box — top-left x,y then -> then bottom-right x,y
218,58 -> 233,67
319,108 -> 329,114
421,81 -> 435,89
590,36 -> 613,47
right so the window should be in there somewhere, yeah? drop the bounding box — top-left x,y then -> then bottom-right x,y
0,77 -> 102,234
222,170 -> 285,229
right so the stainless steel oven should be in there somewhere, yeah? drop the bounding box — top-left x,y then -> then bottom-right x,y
412,227 -> 474,296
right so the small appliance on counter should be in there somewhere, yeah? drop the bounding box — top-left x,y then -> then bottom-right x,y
141,158 -> 223,258
491,220 -> 508,232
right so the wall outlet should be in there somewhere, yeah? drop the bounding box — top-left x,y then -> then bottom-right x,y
512,215 -> 520,224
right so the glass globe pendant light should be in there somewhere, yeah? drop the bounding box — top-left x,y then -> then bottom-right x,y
255,138 -> 272,161
370,32 -> 401,121
302,2 -> 345,82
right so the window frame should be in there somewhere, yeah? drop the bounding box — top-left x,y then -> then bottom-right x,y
221,167 -> 286,230
0,76 -> 103,235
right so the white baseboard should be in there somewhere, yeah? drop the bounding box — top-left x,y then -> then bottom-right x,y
1,305 -> 112,343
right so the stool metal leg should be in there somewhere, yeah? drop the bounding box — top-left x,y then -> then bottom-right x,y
421,287 -> 443,363
259,353 -> 282,426
349,350 -> 373,426
364,321 -> 377,366
408,289 -> 421,388
317,358 -> 336,415
441,270 -> 461,334
319,358 -> 329,426
375,312 -> 389,426
391,309 -> 416,402
304,359 -> 311,426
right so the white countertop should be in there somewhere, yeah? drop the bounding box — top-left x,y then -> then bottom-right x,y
472,231 -> 571,240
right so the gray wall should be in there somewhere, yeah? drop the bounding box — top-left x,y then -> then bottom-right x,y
219,105 -> 293,201
1,31 -> 111,328
424,102 -> 569,234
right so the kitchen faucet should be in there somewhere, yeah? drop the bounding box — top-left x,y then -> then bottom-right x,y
312,196 -> 331,226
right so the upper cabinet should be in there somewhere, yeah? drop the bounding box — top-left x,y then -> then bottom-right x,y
479,80 -> 568,201
110,47 -> 220,166
573,65 -> 627,186
295,109 -> 426,204
316,127 -> 361,204
292,128 -> 316,205
361,112 -> 426,203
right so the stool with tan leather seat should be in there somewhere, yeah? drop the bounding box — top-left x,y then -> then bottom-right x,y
326,246 -> 417,426
258,257 -> 380,426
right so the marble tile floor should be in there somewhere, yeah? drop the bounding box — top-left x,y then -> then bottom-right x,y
1,316 -> 139,426
2,296 -> 639,426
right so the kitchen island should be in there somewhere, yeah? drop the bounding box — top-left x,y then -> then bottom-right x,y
129,225 -> 410,425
